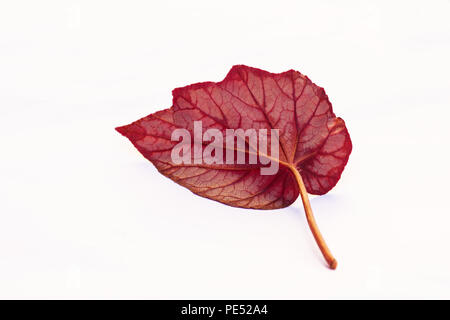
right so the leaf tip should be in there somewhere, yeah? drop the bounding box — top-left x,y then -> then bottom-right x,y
115,125 -> 127,136
115,123 -> 146,141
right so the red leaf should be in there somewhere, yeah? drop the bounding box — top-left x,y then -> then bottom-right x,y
116,65 -> 352,269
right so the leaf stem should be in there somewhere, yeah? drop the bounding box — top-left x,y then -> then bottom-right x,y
288,166 -> 337,270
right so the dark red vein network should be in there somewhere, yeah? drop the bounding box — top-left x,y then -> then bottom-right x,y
116,65 -> 352,209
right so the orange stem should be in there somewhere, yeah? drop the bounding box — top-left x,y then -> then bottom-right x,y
289,166 -> 337,270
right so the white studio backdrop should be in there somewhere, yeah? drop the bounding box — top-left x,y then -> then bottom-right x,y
0,0 -> 449,299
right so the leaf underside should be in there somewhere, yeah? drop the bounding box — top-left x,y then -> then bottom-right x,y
116,65 -> 352,210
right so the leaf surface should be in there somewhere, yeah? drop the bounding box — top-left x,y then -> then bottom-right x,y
117,65 -> 351,208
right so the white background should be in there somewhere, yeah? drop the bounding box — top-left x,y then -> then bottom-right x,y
1,0 -> 449,299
